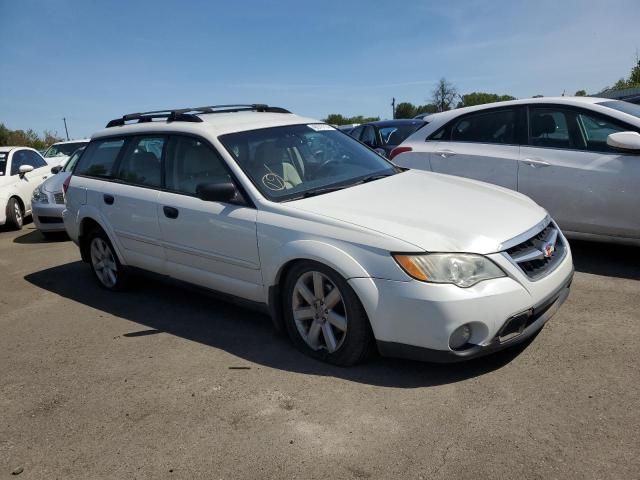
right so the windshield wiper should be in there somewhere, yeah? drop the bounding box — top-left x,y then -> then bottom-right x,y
299,185 -> 349,199
357,173 -> 394,184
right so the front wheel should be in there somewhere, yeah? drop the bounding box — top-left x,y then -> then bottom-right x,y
5,198 -> 23,230
283,261 -> 374,366
88,229 -> 127,290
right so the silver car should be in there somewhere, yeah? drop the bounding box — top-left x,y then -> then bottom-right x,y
391,97 -> 640,245
32,147 -> 85,238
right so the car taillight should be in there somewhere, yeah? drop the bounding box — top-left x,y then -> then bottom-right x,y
62,175 -> 72,194
389,146 -> 412,160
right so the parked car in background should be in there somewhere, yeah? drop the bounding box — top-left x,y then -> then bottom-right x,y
43,139 -> 90,167
63,104 -> 572,366
335,123 -> 360,134
349,119 -> 426,157
391,97 -> 640,245
0,147 -> 53,230
32,146 -> 85,238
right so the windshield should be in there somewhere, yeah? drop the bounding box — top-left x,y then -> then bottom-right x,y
219,124 -> 398,201
379,123 -> 425,146
44,141 -> 87,158
63,147 -> 85,172
0,152 -> 6,176
598,100 -> 640,119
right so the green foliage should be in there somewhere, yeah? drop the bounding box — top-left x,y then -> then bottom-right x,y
574,89 -> 587,96
323,114 -> 380,125
394,102 -> 416,119
0,122 -> 63,150
457,92 -> 516,108
603,57 -> 640,92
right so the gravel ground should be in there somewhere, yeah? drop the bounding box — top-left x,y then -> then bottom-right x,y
1,223 -> 639,479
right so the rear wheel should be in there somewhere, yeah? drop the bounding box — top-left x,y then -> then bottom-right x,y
283,261 -> 374,366
88,228 -> 127,290
5,198 -> 23,230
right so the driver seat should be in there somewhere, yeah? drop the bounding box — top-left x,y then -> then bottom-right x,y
252,141 -> 302,189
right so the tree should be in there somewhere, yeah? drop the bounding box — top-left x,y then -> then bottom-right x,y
575,89 -> 587,96
457,92 -> 516,108
431,78 -> 458,112
323,114 -> 380,125
394,102 -> 416,119
0,122 -> 63,149
415,104 -> 438,115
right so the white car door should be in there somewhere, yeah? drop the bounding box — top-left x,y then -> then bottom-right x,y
519,106 -> 640,238
157,135 -> 262,301
10,149 -> 51,213
428,108 -> 520,190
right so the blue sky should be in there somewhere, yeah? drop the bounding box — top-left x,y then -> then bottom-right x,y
1,0 -> 639,138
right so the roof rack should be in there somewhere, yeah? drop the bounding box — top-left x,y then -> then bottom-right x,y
105,104 -> 291,128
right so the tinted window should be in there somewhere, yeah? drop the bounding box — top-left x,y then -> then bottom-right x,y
25,151 -> 47,168
451,109 -> 516,144
576,112 -> 628,153
0,152 -> 7,176
361,126 -> 376,146
75,138 -> 125,178
115,136 -> 165,187
349,126 -> 364,140
63,147 -> 85,172
165,136 -> 231,195
10,150 -> 35,175
379,124 -> 424,146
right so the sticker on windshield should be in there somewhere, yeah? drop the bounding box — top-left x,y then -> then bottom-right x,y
262,173 -> 286,191
307,124 -> 335,132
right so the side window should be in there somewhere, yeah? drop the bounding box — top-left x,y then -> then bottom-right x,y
451,109 -> 516,144
25,151 -> 47,168
576,111 -> 629,153
115,136 -> 165,187
349,126 -> 364,140
75,139 -> 125,178
361,126 -> 376,147
0,152 -> 7,176
165,136 -> 231,196
529,108 -> 582,149
10,150 -> 28,175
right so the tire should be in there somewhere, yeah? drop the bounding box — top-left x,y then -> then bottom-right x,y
5,198 -> 23,230
282,261 -> 374,366
87,228 -> 128,290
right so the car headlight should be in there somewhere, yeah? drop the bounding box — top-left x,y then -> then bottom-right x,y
392,253 -> 506,288
32,186 -> 49,204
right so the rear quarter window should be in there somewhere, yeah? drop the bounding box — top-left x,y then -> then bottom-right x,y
75,139 -> 125,178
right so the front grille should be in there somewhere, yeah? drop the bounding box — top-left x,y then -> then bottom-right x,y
54,192 -> 65,204
504,222 -> 566,280
38,216 -> 63,224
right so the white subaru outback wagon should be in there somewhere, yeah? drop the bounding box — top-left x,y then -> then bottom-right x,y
63,104 -> 574,365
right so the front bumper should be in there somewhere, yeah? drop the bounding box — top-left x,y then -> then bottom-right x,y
349,246 -> 574,363
32,201 -> 66,232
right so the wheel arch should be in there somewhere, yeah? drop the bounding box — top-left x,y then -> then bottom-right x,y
77,214 -> 124,264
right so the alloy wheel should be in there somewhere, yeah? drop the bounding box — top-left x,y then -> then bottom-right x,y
14,202 -> 22,227
292,271 -> 348,353
90,237 -> 118,288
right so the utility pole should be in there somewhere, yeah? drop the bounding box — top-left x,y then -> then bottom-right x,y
63,117 -> 70,140
391,97 -> 396,119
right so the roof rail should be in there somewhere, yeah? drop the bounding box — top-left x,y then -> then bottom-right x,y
105,104 -> 291,128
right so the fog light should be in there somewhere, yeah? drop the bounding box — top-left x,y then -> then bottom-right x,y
449,324 -> 471,350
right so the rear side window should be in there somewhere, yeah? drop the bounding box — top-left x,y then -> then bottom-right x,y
450,109 -> 516,144
115,136 -> 165,187
75,139 -> 125,178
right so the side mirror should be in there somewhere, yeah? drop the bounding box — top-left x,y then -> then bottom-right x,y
51,165 -> 62,174
18,165 -> 34,176
196,182 -> 238,203
607,131 -> 640,151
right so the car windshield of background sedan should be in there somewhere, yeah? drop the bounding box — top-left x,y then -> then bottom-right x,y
599,100 -> 640,119
44,142 -> 87,158
0,153 -> 6,175
379,124 -> 425,146
220,124 -> 398,201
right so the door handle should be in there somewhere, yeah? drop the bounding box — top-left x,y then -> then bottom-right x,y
522,159 -> 551,168
163,206 -> 179,219
103,194 -> 115,205
435,150 -> 456,158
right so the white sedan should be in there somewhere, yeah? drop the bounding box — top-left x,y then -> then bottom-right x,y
390,97 -> 640,245
63,105 -> 574,364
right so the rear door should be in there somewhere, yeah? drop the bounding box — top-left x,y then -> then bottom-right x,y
428,107 -> 521,190
518,105 -> 640,237
157,135 -> 262,301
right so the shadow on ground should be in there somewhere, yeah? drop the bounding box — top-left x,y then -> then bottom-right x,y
25,261 -> 534,388
13,229 -> 69,244
569,239 -> 640,280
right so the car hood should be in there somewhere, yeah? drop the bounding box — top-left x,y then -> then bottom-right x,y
42,172 -> 70,193
290,170 -> 547,254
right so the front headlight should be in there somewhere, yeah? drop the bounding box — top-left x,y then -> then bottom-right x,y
32,186 -> 49,204
392,253 -> 506,288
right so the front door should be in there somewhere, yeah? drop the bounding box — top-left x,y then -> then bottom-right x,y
157,135 -> 262,301
518,106 -> 640,238
428,108 -> 520,190
10,149 -> 51,213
